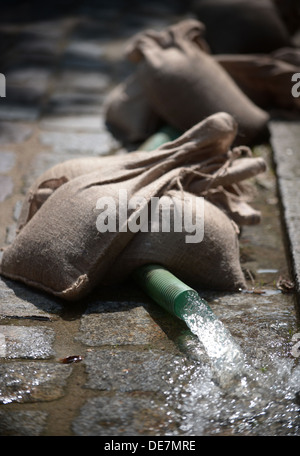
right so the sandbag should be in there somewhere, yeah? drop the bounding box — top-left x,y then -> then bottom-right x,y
216,52 -> 300,110
106,191 -> 246,292
0,113 -> 266,300
127,19 -> 270,146
192,0 -> 291,54
104,72 -> 160,143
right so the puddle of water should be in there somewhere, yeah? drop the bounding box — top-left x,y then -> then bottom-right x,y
164,145 -> 300,436
179,295 -> 247,388
166,317 -> 300,436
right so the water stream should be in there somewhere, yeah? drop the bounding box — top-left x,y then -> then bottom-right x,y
180,295 -> 247,388
168,296 -> 300,436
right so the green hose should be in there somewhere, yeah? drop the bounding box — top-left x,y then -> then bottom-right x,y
138,126 -> 181,151
134,264 -> 246,380
134,131 -> 245,378
133,264 -> 214,322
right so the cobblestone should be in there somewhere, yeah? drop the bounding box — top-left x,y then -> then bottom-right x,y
0,0 -> 299,437
0,361 -> 72,404
83,349 -> 192,393
0,325 -> 55,359
72,394 -> 180,436
270,121 -> 300,296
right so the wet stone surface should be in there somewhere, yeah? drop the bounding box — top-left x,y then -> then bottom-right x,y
83,349 -> 193,393
0,175 -> 13,202
76,300 -> 178,346
0,325 -> 55,359
72,394 -> 181,436
0,410 -> 48,436
0,362 -> 72,404
0,122 -> 33,145
269,120 -> 300,295
0,277 -> 63,320
0,0 -> 299,437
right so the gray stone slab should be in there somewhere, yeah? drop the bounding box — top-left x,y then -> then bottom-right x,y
0,325 -> 55,359
0,151 -> 16,173
6,66 -> 51,92
39,130 -> 117,155
0,277 -> 63,320
0,105 -> 40,121
0,121 -> 33,144
5,222 -> 17,244
64,40 -> 105,60
0,410 -> 48,436
43,91 -> 106,115
83,349 -> 194,393
39,115 -> 105,132
269,120 -> 300,295
0,361 -> 72,404
76,301 -> 171,346
0,175 -> 13,202
53,70 -> 110,93
72,394 -> 180,436
208,290 -> 297,362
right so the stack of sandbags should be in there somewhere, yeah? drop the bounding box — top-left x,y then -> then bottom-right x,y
216,50 -> 300,111
105,19 -> 270,146
0,113 -> 266,300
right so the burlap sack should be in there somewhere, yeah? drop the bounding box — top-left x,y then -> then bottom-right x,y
104,73 -> 160,143
104,19 -> 210,145
192,0 -> 291,54
126,19 -> 270,146
106,191 -> 245,291
0,113 -> 266,300
216,52 -> 300,110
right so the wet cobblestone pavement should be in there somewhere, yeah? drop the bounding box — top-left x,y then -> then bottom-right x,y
0,0 -> 300,437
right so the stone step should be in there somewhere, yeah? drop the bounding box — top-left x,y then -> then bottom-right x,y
269,119 -> 300,298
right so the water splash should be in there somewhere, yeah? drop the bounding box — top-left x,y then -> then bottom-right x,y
179,294 -> 249,388
170,295 -> 300,435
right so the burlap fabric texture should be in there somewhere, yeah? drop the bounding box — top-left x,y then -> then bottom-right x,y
216,49 -> 300,111
105,19 -> 270,146
0,113 -> 266,301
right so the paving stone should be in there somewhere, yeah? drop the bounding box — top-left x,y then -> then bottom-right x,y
39,130 -> 118,155
0,105 -> 40,121
53,69 -> 110,93
5,222 -> 17,245
0,121 -> 33,144
0,277 -> 63,320
83,349 -> 194,393
0,175 -> 13,202
0,325 -> 55,359
14,33 -> 62,61
61,43 -> 108,70
72,394 -> 180,436
43,91 -> 106,115
0,410 -> 48,436
39,114 -> 105,132
65,40 -> 105,60
6,66 -> 51,92
269,120 -> 300,294
0,151 -> 16,173
76,301 -> 171,346
208,291 -> 297,361
0,361 -> 72,404
13,200 -> 22,221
